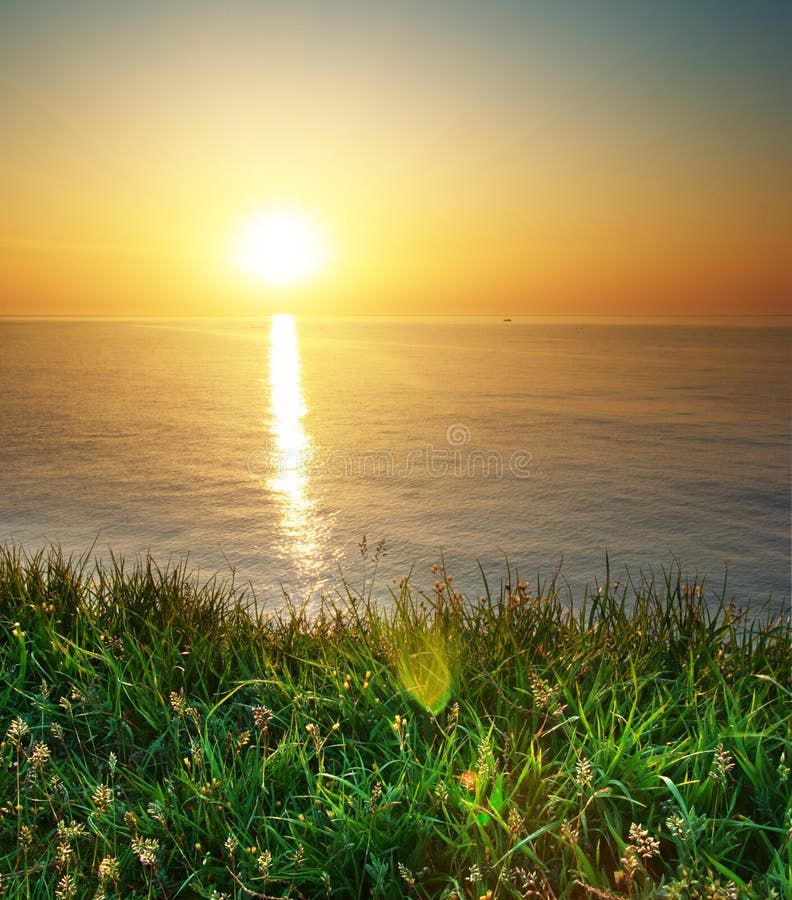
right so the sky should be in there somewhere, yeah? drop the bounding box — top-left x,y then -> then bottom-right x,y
1,0 -> 791,317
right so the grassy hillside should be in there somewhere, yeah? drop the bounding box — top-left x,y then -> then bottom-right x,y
0,546 -> 789,898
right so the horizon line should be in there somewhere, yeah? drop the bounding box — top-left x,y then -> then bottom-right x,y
2,312 -> 791,323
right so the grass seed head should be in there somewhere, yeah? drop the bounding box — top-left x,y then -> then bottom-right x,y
54,874 -> 77,899
257,849 -> 272,876
97,856 -> 120,881
252,705 -> 273,731
17,824 -> 33,852
92,783 -> 113,816
628,822 -> 660,859
710,743 -> 735,784
29,741 -> 51,771
131,835 -> 160,869
575,755 -> 593,792
224,833 -> 239,856
55,840 -> 75,870
5,717 -> 29,748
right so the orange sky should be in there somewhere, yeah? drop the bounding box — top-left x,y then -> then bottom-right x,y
1,2 -> 790,317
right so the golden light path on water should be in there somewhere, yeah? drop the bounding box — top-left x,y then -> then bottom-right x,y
266,314 -> 327,587
266,317 -> 450,705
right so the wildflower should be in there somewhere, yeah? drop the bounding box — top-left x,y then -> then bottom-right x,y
50,722 -> 65,743
391,712 -> 409,748
108,752 -> 117,776
777,751 -> 789,782
235,730 -> 251,751
434,780 -> 449,804
466,864 -> 482,883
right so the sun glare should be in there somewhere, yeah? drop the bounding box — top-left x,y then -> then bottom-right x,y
232,205 -> 330,288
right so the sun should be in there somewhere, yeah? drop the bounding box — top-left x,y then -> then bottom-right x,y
231,204 -> 330,288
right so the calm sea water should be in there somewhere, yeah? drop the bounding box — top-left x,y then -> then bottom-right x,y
1,316 -> 789,615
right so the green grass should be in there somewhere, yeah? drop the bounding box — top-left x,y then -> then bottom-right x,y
0,545 -> 789,899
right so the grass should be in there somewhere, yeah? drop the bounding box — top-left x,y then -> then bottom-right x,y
0,544 -> 789,899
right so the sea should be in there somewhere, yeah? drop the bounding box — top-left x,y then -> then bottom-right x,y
1,316 -> 789,617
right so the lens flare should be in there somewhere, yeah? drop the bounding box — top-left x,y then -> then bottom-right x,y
396,631 -> 453,714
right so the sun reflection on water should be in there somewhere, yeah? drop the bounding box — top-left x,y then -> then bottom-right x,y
266,314 -> 327,584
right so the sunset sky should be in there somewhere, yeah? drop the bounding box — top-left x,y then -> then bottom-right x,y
1,1 -> 790,317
